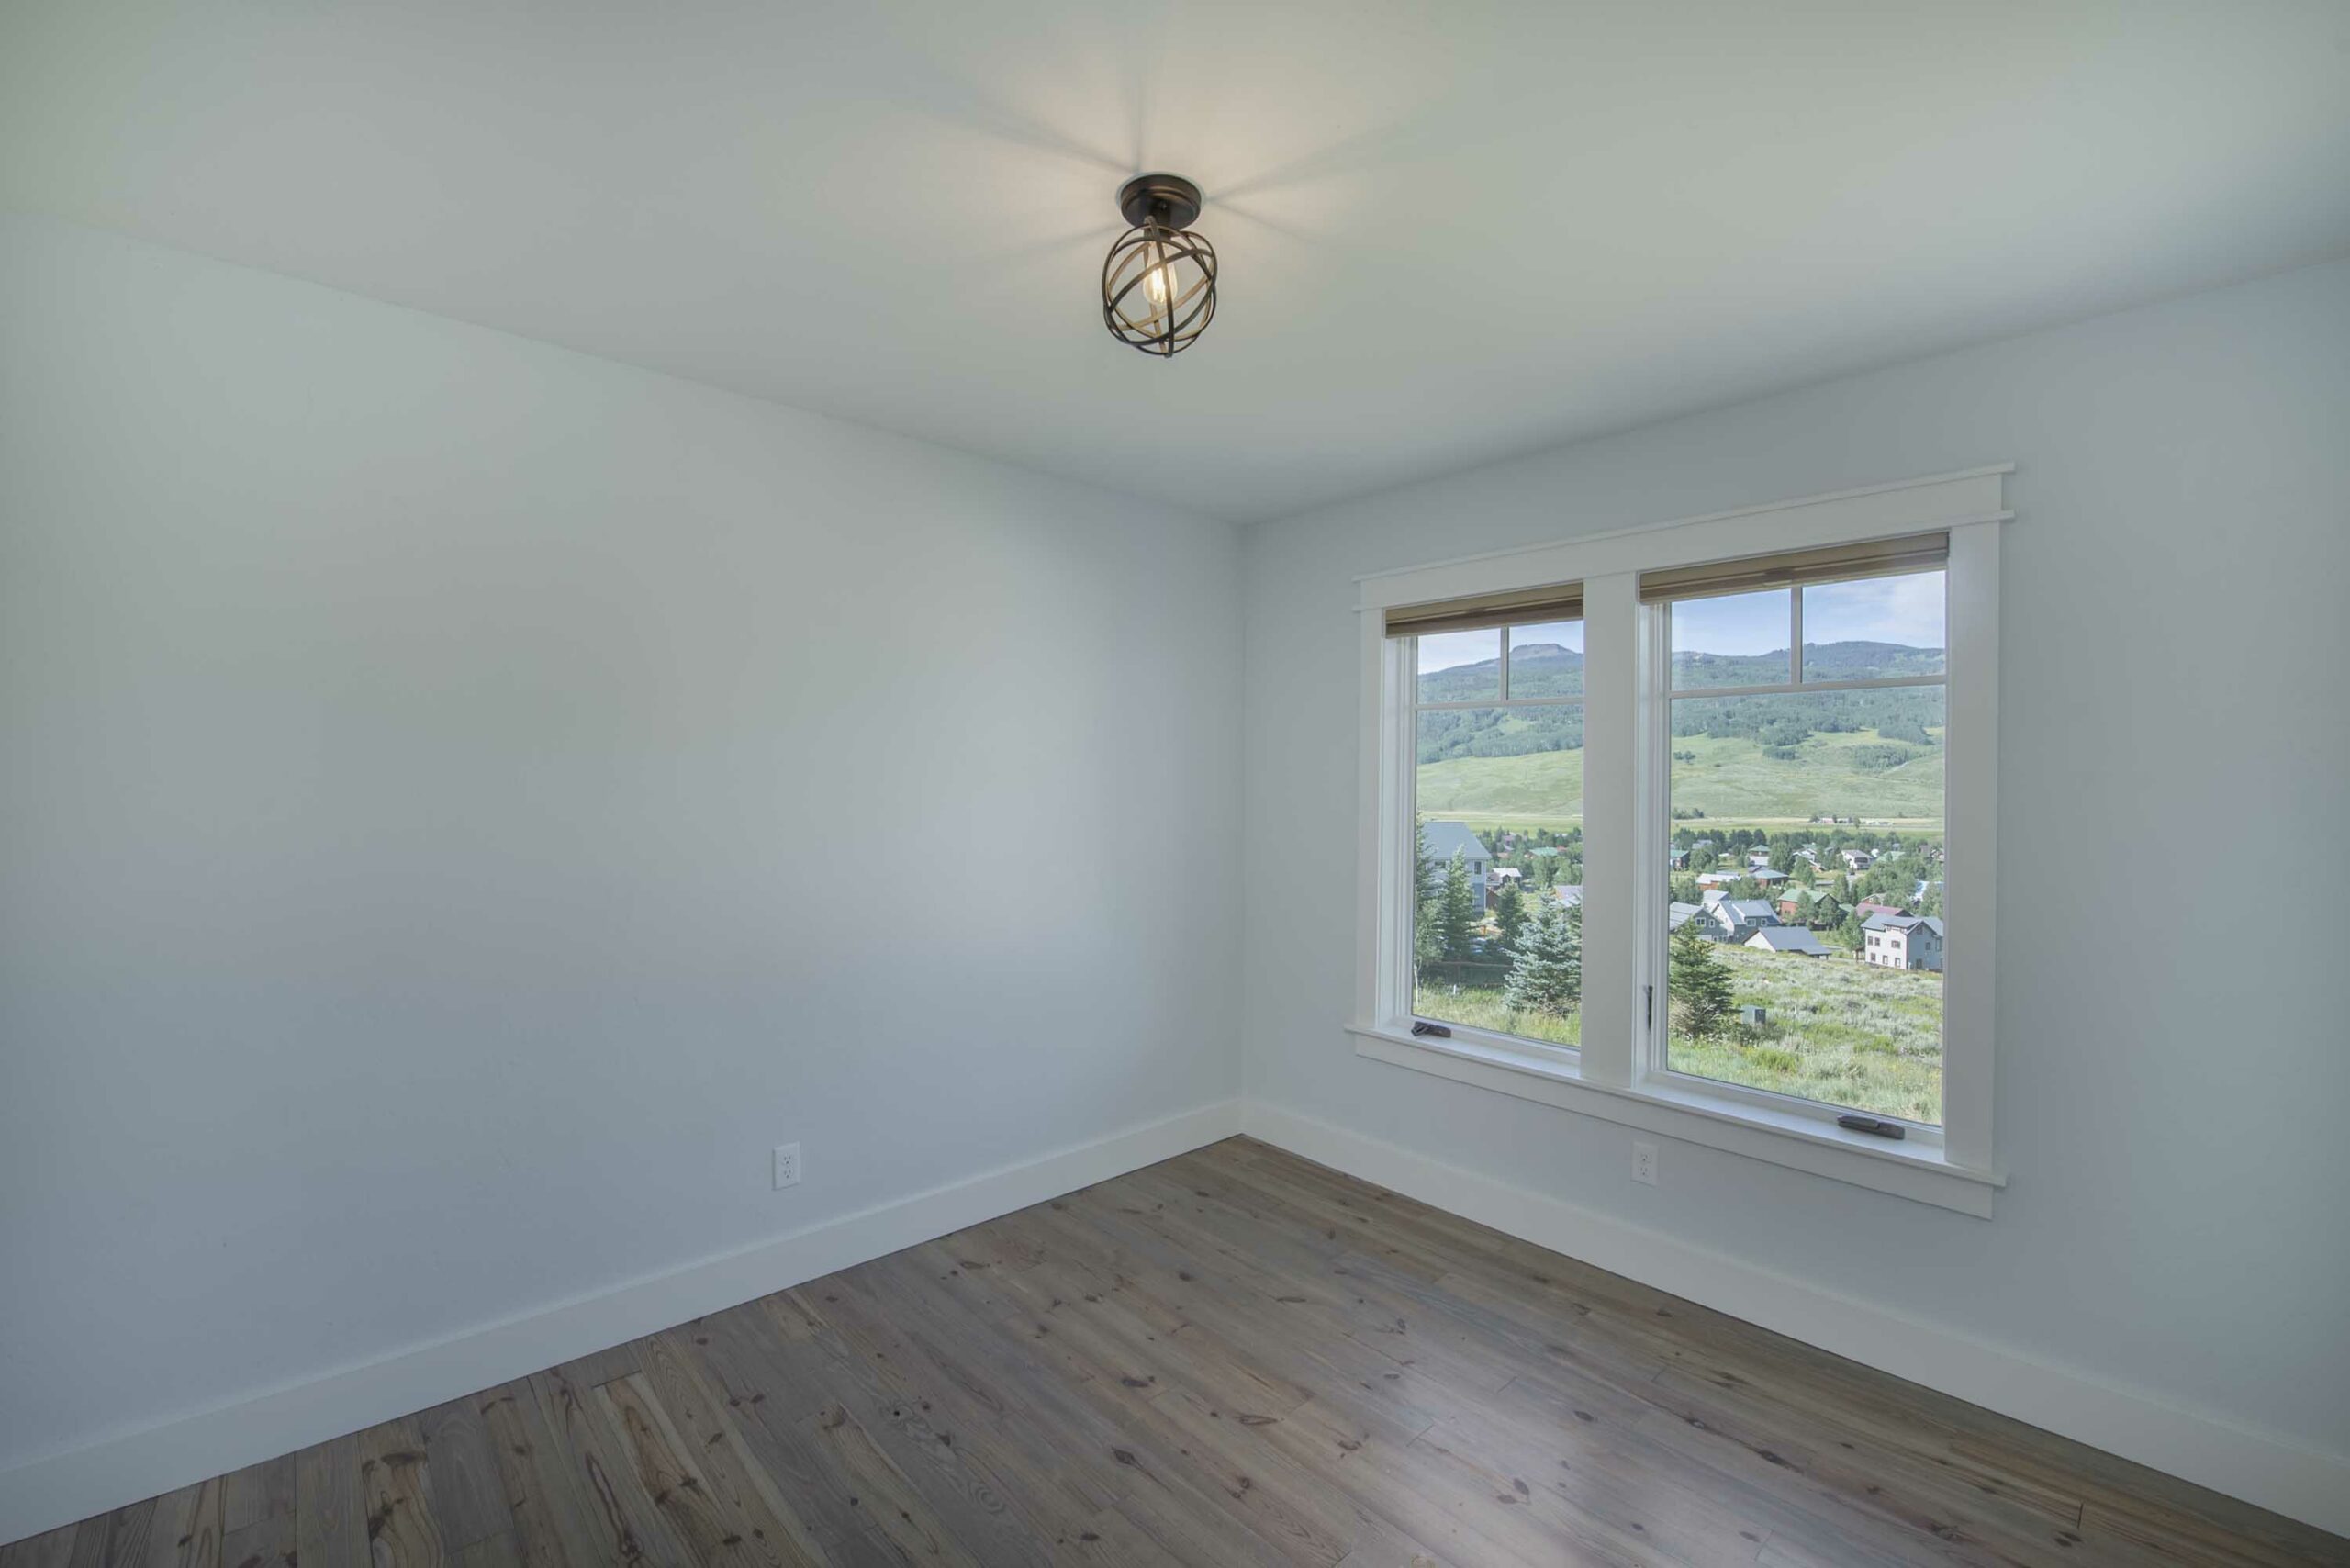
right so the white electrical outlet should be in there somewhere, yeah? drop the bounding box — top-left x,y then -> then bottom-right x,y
773,1142 -> 801,1190
1631,1140 -> 1658,1186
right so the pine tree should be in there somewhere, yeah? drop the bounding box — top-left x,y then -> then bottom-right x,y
1492,882 -> 1527,954
1413,822 -> 1442,967
1437,851 -> 1479,963
1502,899 -> 1581,1017
1668,919 -> 1733,1038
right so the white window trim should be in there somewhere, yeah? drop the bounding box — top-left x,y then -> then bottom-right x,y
1351,466 -> 2009,1217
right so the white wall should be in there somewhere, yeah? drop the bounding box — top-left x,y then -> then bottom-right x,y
1239,261 -> 2350,1462
0,214 -> 1243,1474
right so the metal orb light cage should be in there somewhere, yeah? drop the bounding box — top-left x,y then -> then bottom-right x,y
1102,173 -> 1216,357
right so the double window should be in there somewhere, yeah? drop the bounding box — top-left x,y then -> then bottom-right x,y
1356,469 -> 2005,1214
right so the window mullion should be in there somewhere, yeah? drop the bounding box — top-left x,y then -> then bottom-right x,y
1575,572 -> 1639,1087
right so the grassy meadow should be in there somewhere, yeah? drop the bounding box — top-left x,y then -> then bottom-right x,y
1416,944 -> 1942,1125
1411,983 -> 1582,1048
1671,946 -> 1942,1125
1416,723 -> 1943,833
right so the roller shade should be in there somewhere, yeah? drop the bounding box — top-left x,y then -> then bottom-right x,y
1638,532 -> 1948,604
1384,581 -> 1583,638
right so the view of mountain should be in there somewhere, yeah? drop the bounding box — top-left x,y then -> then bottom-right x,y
1416,640 -> 1944,765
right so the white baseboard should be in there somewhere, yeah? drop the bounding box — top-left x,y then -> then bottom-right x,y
0,1099 -> 1243,1544
1239,1101 -> 2350,1541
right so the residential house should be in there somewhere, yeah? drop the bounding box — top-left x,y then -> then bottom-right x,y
1750,868 -> 1788,888
1863,913 -> 1945,971
1747,926 -> 1830,957
1707,899 -> 1780,943
1853,900 -> 1907,924
1776,888 -> 1818,923
1841,848 -> 1874,871
1421,822 -> 1494,907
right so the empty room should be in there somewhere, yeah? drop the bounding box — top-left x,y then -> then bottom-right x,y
4,2 -> 2347,1562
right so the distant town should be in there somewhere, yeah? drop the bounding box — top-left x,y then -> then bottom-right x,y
1421,818 -> 1944,971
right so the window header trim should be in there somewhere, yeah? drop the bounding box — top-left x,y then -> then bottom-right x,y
1637,531 -> 1948,604
1383,581 -> 1583,637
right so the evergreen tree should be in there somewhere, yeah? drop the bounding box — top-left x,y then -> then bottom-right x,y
1668,920 -> 1734,1038
1502,900 -> 1581,1017
1437,852 -> 1479,963
1492,882 -> 1527,953
1413,822 -> 1442,967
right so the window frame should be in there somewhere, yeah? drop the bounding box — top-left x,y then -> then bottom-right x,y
1351,466 -> 2008,1216
1636,580 -> 1951,1147
1405,624 -> 1588,1064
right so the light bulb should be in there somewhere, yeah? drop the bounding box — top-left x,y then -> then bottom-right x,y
1147,263 -> 1170,305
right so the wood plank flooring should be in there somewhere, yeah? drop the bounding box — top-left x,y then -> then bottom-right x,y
6,1137 -> 2343,1567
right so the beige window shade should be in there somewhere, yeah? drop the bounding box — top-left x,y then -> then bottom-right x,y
1638,532 -> 1948,604
1383,582 -> 1583,638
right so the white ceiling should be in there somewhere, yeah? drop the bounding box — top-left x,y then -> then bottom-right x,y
6,3 -> 2348,522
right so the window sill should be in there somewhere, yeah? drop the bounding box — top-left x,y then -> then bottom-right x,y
1348,1021 -> 2001,1216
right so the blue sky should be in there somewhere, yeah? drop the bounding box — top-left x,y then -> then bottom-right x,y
1416,574 -> 1943,673
1801,573 -> 1945,649
1416,619 -> 1580,675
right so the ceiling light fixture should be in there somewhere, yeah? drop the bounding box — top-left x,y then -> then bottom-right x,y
1102,174 -> 1216,358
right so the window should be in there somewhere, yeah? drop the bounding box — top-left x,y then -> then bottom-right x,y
1408,614 -> 1586,1052
1354,467 -> 2006,1215
1651,553 -> 1948,1127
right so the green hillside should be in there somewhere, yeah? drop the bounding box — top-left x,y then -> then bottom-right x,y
1417,722 -> 1942,828
1417,745 -> 1587,821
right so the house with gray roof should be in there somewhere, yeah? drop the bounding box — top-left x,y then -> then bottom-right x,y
1863,913 -> 1944,971
1746,925 -> 1830,957
1420,821 -> 1494,908
1707,899 -> 1780,943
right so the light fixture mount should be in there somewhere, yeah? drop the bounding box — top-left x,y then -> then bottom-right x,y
1116,173 -> 1203,230
1102,172 -> 1216,358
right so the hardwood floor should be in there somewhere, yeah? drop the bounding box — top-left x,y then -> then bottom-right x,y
6,1137 -> 2342,1567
